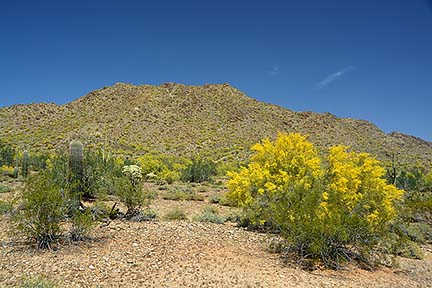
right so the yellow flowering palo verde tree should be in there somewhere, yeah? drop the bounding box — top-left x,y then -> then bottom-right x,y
227,133 -> 403,267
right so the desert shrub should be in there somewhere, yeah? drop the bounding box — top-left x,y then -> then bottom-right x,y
115,165 -> 148,217
181,157 -> 217,183
395,166 -> 426,191
44,152 -> 68,189
216,160 -> 241,176
161,189 -> 185,200
137,154 -> 166,176
81,149 -> 122,199
197,185 -> 209,193
388,189 -> 432,252
226,133 -> 403,268
90,201 -> 113,220
0,183 -> 11,193
164,207 -> 187,220
137,153 -> 188,183
159,169 -> 180,184
11,172 -> 65,249
0,200 -> 12,214
381,224 -> 425,260
218,193 -> 237,207
209,194 -> 221,203
188,191 -> 204,201
0,165 -> 15,177
425,170 -> 432,191
29,153 -> 49,171
46,147 -> 121,201
130,208 -> 157,221
69,209 -> 95,241
193,205 -> 226,224
404,222 -> 432,244
145,189 -> 159,200
225,210 -> 243,223
0,140 -> 15,167
404,190 -> 432,224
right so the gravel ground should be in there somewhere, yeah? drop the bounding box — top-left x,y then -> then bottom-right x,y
1,215 -> 431,288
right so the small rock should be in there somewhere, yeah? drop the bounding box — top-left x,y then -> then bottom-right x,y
132,243 -> 138,247
89,265 -> 95,270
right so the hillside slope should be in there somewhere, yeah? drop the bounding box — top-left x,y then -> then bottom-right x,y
1,82 -> 431,166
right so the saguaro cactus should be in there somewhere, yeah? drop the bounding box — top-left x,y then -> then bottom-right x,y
22,150 -> 30,178
69,140 -> 84,209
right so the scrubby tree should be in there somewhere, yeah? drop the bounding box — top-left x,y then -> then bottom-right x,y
227,133 -> 403,267
11,172 -> 65,248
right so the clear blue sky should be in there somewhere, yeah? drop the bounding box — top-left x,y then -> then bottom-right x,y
1,0 -> 431,141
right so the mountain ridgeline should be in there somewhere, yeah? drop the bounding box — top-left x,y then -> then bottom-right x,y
1,82 -> 431,167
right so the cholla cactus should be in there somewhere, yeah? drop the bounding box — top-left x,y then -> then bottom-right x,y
122,165 -> 142,187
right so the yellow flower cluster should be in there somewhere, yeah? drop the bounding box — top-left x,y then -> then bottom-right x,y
227,132 -> 403,234
227,133 -> 322,208
325,145 -> 403,227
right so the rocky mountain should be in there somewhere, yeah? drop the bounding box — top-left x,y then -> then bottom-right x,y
1,82 -> 431,166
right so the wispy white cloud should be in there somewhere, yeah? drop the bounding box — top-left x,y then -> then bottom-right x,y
265,65 -> 280,76
316,66 -> 355,88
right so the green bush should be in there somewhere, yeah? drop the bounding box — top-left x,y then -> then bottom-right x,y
11,173 -> 65,249
197,185 -> 209,193
0,165 -> 15,178
69,209 -> 95,241
193,206 -> 226,224
81,149 -> 122,199
29,153 -> 49,171
380,228 -> 424,260
115,164 -> 159,221
90,201 -> 113,220
218,193 -> 237,207
137,153 -> 188,183
114,175 -> 146,215
0,183 -> 11,193
45,153 -> 68,189
181,157 -> 217,183
209,194 -> 221,204
0,200 -> 12,214
132,208 -> 157,221
404,191 -> 432,224
0,140 -> 15,167
164,207 -> 187,220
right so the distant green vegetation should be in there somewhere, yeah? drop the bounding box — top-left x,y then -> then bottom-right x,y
4,137 -> 239,249
1,128 -> 431,271
164,207 -> 187,220
0,139 -> 15,167
1,83 -> 431,169
0,183 -> 11,193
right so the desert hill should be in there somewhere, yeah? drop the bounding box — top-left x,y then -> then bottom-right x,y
1,82 -> 431,166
